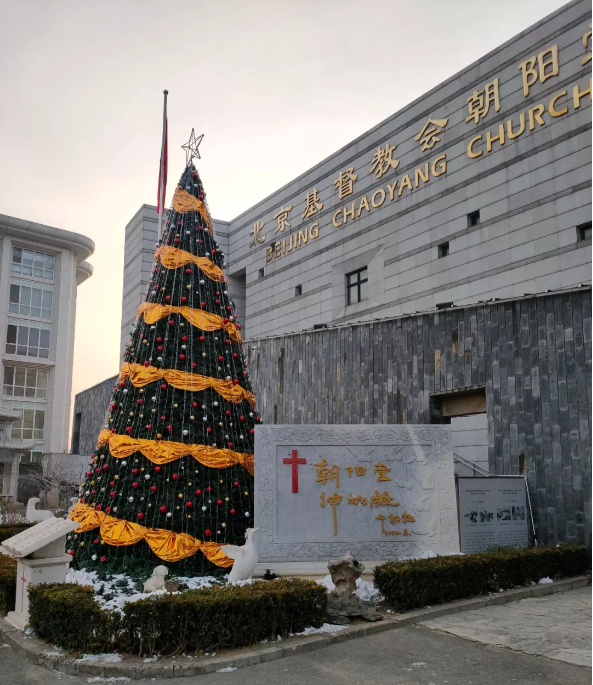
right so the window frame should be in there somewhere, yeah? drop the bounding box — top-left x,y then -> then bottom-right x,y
8,278 -> 53,320
3,366 -> 48,399
2,400 -> 46,442
345,267 -> 369,306
6,318 -> 50,358
11,246 -> 55,281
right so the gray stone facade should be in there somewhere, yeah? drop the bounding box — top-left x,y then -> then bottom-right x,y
246,288 -> 592,548
71,374 -> 117,457
119,1 -> 591,349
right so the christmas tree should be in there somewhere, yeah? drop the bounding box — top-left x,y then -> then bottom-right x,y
69,150 -> 260,576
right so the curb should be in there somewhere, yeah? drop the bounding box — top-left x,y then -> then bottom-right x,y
0,575 -> 589,680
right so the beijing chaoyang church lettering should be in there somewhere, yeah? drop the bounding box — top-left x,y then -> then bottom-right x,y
250,27 -> 592,264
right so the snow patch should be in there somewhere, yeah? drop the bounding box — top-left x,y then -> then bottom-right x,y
216,667 -> 237,672
66,568 -> 218,612
77,653 -> 122,663
142,656 -> 159,662
296,623 -> 348,636
87,678 -> 130,683
316,576 -> 383,603
538,577 -> 554,585
412,661 -> 427,667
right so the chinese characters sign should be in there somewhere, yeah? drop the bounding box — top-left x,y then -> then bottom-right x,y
255,425 -> 459,562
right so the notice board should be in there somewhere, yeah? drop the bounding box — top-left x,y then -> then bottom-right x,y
457,477 -> 528,553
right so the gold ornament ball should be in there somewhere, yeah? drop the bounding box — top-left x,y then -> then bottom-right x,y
244,491 -> 249,496
222,523 -> 226,528
173,404 -> 178,409
178,493 -> 183,499
225,497 -> 229,502
80,541 -> 85,546
157,433 -> 162,439
190,416 -> 195,420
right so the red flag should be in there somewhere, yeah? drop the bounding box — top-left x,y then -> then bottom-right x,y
157,90 -> 168,238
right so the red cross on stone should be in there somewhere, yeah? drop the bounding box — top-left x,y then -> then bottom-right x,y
283,449 -> 306,493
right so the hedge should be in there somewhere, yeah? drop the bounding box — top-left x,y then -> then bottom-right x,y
28,583 -> 119,652
0,555 -> 17,614
374,544 -> 588,611
121,578 -> 327,656
0,523 -> 34,545
28,578 -> 327,656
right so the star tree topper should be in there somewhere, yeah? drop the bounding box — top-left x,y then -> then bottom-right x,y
182,128 -> 204,166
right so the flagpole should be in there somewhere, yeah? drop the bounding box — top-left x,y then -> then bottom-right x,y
157,89 -> 168,241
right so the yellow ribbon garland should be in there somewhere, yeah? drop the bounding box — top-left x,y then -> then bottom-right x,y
96,429 -> 254,475
136,302 -> 241,344
119,363 -> 255,409
155,245 -> 223,282
69,502 -> 233,566
172,187 -> 213,232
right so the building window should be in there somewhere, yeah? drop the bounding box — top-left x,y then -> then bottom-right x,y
72,412 -> 82,455
258,268 -> 264,279
577,222 -> 592,242
9,279 -> 53,319
11,247 -> 55,281
6,319 -> 50,358
2,401 -> 45,441
438,242 -> 450,258
346,267 -> 368,306
467,210 -> 480,227
295,284 -> 302,297
3,367 -> 48,399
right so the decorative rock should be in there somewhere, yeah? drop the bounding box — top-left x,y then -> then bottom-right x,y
326,553 -> 383,624
165,579 -> 180,593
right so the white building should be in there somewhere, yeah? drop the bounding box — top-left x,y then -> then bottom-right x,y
0,213 -> 94,499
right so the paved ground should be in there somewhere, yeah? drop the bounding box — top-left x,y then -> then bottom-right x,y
421,586 -> 592,668
0,588 -> 589,684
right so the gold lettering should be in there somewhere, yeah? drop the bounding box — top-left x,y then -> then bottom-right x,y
506,113 -> 525,140
371,188 -> 386,207
528,104 -> 545,130
357,196 -> 370,216
333,209 -> 343,228
431,154 -> 447,176
265,246 -> 273,262
343,202 -> 355,223
467,136 -> 482,158
282,238 -> 286,254
548,90 -> 568,118
539,45 -> 559,85
299,229 -> 308,246
387,181 -> 398,200
287,234 -> 294,252
309,221 -> 320,239
519,45 -> 559,97
274,241 -> 281,258
398,175 -> 413,196
414,163 -> 429,187
518,55 -> 538,97
486,123 -> 505,152
573,79 -> 592,109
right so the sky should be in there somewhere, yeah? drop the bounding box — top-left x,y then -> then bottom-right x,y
0,0 -> 567,409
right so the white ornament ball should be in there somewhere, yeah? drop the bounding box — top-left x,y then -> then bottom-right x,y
128,496 -> 134,503
92,554 -> 97,561
245,512 -> 250,517
166,512 -> 172,518
202,506 -> 207,511
145,474 -> 150,480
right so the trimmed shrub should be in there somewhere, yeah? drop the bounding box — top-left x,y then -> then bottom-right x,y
121,579 -> 327,656
0,523 -> 34,545
28,583 -> 118,652
0,555 -> 17,613
27,578 -> 326,656
374,544 -> 588,611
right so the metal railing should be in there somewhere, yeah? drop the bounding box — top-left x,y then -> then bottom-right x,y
453,450 -> 490,477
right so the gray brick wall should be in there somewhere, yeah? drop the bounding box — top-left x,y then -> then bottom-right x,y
246,288 -> 592,548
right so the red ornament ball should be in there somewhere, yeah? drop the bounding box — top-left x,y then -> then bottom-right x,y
195,489 -> 202,495
132,468 -> 138,475
233,481 -> 239,487
137,512 -> 144,520
155,466 -> 161,473
93,538 -> 99,544
217,499 -> 223,506
101,556 -> 107,562
96,504 -> 102,511
161,383 -> 167,389
186,501 -> 192,508
172,474 -> 178,480
160,506 -> 167,513
204,529 -> 211,537
151,485 -> 157,492
230,509 -> 236,515
199,336 -> 205,342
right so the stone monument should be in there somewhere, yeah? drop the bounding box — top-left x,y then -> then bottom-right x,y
2,516 -> 79,630
255,425 -> 459,570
